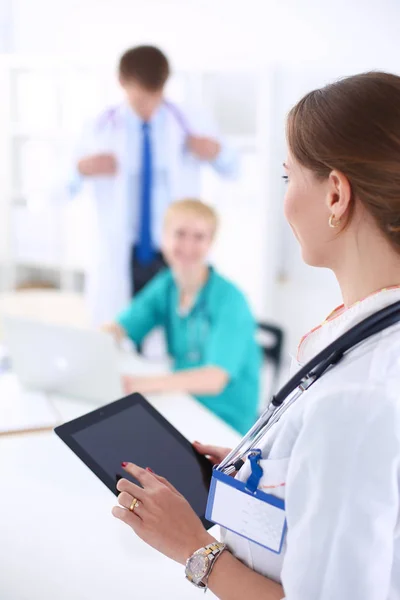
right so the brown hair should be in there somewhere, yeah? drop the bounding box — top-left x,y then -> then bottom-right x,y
287,71 -> 400,250
118,46 -> 170,90
164,199 -> 219,237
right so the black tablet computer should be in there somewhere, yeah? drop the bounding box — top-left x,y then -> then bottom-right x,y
54,393 -> 213,528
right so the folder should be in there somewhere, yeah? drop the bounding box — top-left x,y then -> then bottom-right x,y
0,373 -> 60,436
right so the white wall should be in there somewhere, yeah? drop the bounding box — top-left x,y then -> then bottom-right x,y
4,0 -> 400,355
8,0 -> 326,65
0,0 -> 12,52
8,0 -> 400,67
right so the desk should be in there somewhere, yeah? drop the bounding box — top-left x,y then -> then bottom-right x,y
0,354 -> 240,600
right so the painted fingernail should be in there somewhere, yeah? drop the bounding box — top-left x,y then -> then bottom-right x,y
121,462 -> 128,467
146,467 -> 154,473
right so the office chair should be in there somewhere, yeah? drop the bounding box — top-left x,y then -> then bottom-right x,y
256,322 -> 285,410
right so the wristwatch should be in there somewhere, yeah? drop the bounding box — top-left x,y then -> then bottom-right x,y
185,541 -> 227,590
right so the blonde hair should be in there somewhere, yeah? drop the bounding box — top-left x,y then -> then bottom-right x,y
164,199 -> 219,236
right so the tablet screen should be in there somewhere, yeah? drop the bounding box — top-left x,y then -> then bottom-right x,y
56,395 -> 213,527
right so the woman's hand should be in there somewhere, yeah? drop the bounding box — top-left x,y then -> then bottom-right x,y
101,322 -> 125,345
122,374 -> 138,395
122,375 -> 154,395
192,441 -> 232,465
112,463 -> 215,564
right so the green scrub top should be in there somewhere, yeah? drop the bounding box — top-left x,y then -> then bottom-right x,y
117,267 -> 261,434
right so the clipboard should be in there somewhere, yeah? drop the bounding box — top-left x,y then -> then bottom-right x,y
206,456 -> 287,553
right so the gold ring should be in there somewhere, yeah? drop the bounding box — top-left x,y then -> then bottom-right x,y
129,497 -> 140,512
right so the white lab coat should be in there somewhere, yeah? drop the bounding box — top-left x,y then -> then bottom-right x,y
223,287 -> 400,600
67,102 -> 238,325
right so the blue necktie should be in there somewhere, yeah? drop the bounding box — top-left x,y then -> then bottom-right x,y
136,121 -> 154,264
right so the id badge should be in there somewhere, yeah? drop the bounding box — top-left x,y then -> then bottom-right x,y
205,450 -> 287,553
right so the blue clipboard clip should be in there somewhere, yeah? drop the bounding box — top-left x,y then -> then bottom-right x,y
245,449 -> 263,493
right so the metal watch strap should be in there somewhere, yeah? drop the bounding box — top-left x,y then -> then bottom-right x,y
202,542 -> 226,591
188,542 -> 226,591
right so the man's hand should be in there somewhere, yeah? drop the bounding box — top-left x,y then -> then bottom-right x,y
187,136 -> 221,161
77,153 -> 117,176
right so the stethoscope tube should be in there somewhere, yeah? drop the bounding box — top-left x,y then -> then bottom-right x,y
272,299 -> 400,407
168,274 -> 212,363
219,300 -> 400,474
99,101 -> 191,136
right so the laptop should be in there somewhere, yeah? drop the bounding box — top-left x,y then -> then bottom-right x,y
2,315 -> 123,403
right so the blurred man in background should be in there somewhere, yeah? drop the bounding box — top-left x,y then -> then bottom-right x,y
68,45 -> 239,325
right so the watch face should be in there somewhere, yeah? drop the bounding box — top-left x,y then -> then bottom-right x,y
187,554 -> 210,581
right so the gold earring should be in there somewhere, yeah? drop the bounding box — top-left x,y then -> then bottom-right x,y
329,214 -> 341,228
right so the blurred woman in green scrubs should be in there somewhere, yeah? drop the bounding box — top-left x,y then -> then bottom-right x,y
103,199 -> 261,434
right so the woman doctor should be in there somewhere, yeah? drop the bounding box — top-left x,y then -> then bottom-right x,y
104,198 -> 261,435
112,72 -> 400,599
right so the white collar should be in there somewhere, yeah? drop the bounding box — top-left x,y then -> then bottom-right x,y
297,286 -> 400,365
122,101 -> 166,126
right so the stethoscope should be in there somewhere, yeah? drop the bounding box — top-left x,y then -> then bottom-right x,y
182,301 -> 210,363
218,299 -> 400,475
167,274 -> 212,363
97,100 -> 192,135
